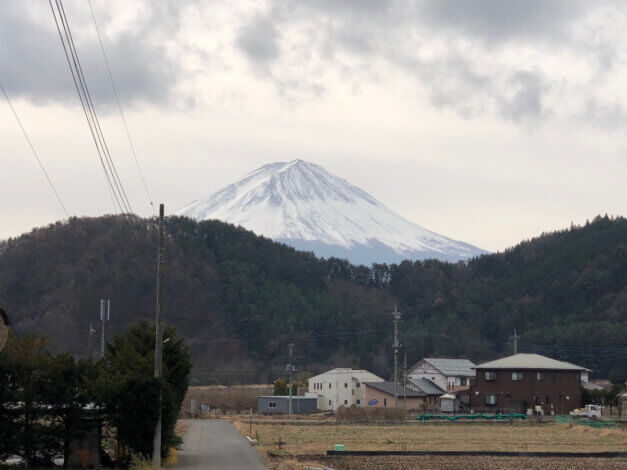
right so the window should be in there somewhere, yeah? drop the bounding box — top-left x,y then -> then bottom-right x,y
329,400 -> 332,406
344,383 -> 348,388
485,394 -> 497,406
485,371 -> 496,381
268,402 -> 277,408
384,398 -> 387,406
536,372 -> 544,381
356,399 -> 361,405
344,400 -> 348,405
512,372 -> 523,381
460,378 -> 467,386
356,383 -> 360,388
352,389 -> 355,395
329,383 -> 332,389
546,395 -> 551,404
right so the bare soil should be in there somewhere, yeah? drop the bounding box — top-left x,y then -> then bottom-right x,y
311,455 -> 627,470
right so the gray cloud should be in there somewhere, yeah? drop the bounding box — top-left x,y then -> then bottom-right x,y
0,0 -> 191,108
584,99 -> 627,130
498,71 -> 549,122
236,15 -> 280,65
2,0 -> 626,129
417,0 -> 585,43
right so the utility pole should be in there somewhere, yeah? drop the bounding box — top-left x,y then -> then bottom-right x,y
510,329 -> 521,355
287,343 -> 296,414
100,299 -> 110,359
85,322 -> 96,361
392,305 -> 402,408
152,204 -> 165,467
403,352 -> 407,411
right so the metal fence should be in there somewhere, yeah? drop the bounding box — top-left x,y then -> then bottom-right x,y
555,415 -> 618,429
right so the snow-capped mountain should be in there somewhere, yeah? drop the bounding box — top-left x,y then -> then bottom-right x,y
177,160 -> 487,264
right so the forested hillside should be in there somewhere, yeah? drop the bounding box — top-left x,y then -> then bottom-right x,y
0,215 -> 625,382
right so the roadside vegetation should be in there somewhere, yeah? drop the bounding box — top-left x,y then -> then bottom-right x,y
0,321 -> 191,467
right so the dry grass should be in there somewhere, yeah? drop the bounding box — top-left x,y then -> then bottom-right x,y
233,420 -> 627,455
231,418 -> 627,469
174,420 -> 190,438
180,384 -> 273,416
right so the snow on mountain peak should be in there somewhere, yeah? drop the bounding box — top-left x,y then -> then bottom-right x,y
177,160 -> 487,264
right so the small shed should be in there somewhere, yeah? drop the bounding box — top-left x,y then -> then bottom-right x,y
439,393 -> 460,413
619,393 -> 627,417
258,396 -> 318,415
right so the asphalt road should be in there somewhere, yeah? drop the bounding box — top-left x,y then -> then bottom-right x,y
177,420 -> 267,469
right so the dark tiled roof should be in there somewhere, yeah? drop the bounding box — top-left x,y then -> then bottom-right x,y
364,381 -> 426,397
410,378 -> 445,395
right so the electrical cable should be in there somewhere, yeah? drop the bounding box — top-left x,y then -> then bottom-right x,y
87,0 -> 155,214
48,0 -> 133,214
56,0 -> 133,213
0,81 -> 70,218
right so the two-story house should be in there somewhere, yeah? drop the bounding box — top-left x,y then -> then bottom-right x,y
469,353 -> 590,415
407,358 -> 476,392
306,368 -> 384,411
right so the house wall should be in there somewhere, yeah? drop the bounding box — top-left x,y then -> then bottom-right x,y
408,362 -> 448,391
469,369 -> 582,414
364,386 -> 425,410
308,370 -> 383,411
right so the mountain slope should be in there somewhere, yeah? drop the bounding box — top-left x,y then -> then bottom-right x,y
177,160 -> 487,264
1,215 -> 625,383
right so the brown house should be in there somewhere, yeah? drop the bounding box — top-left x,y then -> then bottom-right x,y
469,353 -> 590,415
364,382 -> 425,409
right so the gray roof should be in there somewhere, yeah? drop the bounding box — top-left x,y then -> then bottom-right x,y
364,382 -> 426,397
581,382 -> 606,391
474,353 -> 591,371
409,378 -> 445,395
258,396 -> 316,400
423,358 -> 476,377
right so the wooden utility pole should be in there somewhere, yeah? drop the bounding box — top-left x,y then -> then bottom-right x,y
392,305 -> 402,408
152,204 -> 165,467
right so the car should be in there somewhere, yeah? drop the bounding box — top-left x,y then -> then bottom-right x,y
569,404 -> 602,419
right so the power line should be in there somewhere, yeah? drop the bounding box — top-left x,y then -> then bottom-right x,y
87,0 -> 155,214
56,0 -> 133,214
0,81 -> 70,217
48,0 -> 133,214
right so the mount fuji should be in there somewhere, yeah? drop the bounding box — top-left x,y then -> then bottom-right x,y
177,160 -> 487,265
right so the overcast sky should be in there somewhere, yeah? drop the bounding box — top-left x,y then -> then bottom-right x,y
1,0 -> 626,252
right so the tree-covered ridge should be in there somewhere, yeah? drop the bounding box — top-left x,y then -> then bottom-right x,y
0,214 -> 624,382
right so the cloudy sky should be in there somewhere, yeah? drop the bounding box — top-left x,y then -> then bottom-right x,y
1,0 -> 625,252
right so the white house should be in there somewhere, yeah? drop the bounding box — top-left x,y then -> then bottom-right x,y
407,358 -> 476,392
306,368 -> 384,411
